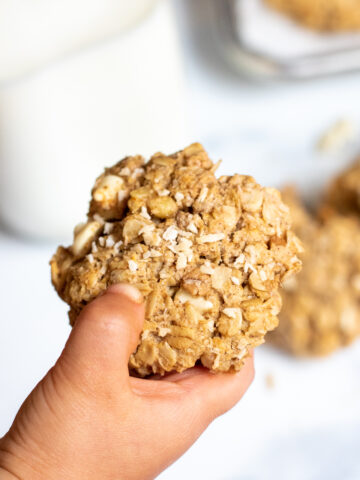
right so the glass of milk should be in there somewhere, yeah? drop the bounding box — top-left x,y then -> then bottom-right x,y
0,0 -> 188,241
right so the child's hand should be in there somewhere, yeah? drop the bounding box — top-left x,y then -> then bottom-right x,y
0,284 -> 254,480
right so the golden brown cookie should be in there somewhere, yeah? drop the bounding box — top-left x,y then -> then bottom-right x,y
270,188 -> 360,356
265,0 -> 360,31
51,144 -> 302,376
325,157 -> 360,214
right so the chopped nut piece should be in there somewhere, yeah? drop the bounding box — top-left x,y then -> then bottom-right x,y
212,266 -> 232,291
72,221 -> 102,257
105,235 -> 115,248
139,224 -> 154,235
234,254 -> 245,267
176,289 -> 213,312
187,222 -> 198,234
259,270 -> 267,281
93,175 -> 124,204
119,167 -> 131,176
163,225 -> 178,242
148,196 -> 178,219
197,187 -> 208,203
114,240 -> 123,252
132,168 -> 145,178
103,223 -> 114,235
98,237 -> 105,247
244,262 -> 256,274
198,233 -> 225,243
223,308 -> 242,321
123,217 -> 149,245
140,206 -> 151,220
175,192 -> 184,202
200,265 -> 215,275
176,253 -> 187,270
128,260 -> 138,272
150,249 -> 162,257
158,327 -> 171,337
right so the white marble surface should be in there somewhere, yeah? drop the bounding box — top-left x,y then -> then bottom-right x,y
1,1 -> 360,478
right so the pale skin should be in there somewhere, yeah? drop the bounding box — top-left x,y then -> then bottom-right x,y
0,284 -> 254,480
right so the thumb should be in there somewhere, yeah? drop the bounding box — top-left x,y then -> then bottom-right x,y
58,284 -> 145,389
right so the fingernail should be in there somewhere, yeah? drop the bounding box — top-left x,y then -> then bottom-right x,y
108,284 -> 143,304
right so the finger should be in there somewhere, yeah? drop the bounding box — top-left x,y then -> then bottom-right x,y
130,355 -> 254,466
58,284 -> 145,387
176,353 -> 254,423
159,365 -> 209,383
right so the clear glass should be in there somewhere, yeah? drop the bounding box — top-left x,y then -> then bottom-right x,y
210,0 -> 360,78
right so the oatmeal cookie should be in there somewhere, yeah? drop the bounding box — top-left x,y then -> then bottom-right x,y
51,144 -> 302,376
271,188 -> 360,356
265,0 -> 360,31
325,158 -> 360,214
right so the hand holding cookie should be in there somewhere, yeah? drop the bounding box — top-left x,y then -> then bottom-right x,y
0,284 -> 254,480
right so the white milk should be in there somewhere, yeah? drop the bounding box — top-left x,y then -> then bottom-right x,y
0,0 -> 188,241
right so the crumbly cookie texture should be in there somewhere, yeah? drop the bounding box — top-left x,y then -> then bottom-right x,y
325,158 -> 360,214
265,0 -> 360,31
51,144 -> 302,376
270,188 -> 360,356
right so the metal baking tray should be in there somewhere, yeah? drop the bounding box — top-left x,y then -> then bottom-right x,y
210,0 -> 360,79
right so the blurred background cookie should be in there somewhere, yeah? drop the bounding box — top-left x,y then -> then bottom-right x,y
264,0 -> 360,31
270,186 -> 360,356
325,157 -> 360,213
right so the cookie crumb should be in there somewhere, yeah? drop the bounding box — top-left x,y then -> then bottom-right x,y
265,373 -> 275,389
317,119 -> 356,153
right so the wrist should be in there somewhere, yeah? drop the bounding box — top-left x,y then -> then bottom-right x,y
0,439 -> 21,480
0,467 -> 20,480
0,434 -> 35,480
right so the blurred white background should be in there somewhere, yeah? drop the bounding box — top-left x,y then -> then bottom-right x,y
1,1 -> 360,479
